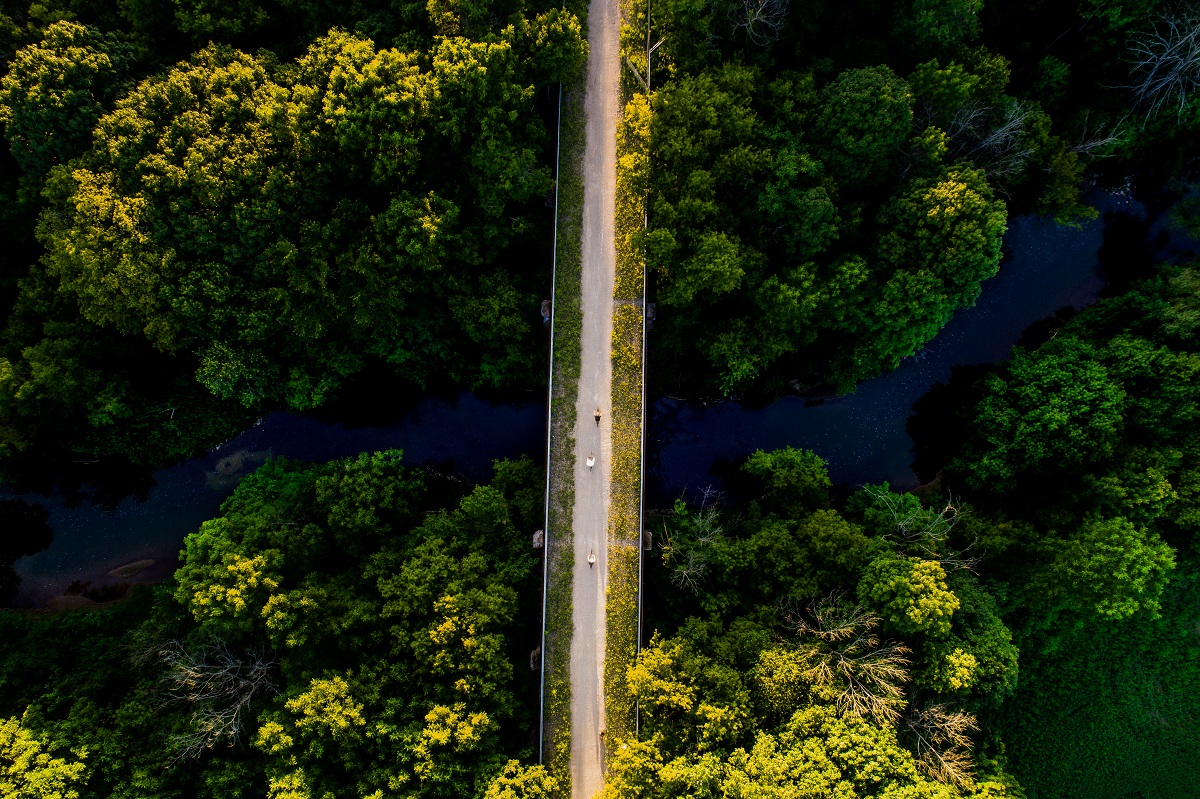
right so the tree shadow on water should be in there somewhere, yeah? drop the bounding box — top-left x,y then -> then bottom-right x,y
1098,210 -> 1167,294
0,499 -> 52,605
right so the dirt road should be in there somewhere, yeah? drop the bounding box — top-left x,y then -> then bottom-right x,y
569,0 -> 619,793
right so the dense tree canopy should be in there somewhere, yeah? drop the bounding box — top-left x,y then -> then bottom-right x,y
0,0 -> 584,476
632,448 -> 1029,796
38,23 -> 580,411
646,62 -> 1015,395
639,408 -> 1199,797
2,0 -> 1199,795
0,21 -> 137,191
638,0 -> 1125,398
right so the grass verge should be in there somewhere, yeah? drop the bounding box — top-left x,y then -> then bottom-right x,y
604,0 -> 651,753
604,542 -> 640,742
543,82 -> 585,798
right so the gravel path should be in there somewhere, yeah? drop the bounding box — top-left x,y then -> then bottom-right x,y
569,0 -> 619,794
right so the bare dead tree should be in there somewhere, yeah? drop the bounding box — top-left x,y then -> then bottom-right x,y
671,549 -> 708,593
1071,110 -> 1130,158
785,591 -> 877,642
976,103 -> 1034,177
689,486 -> 724,546
862,485 -> 959,552
781,593 -> 912,725
1128,14 -> 1200,120
660,486 -> 724,594
730,0 -> 788,46
902,703 -> 980,788
146,638 -> 277,762
861,485 -> 981,572
946,101 -> 1034,184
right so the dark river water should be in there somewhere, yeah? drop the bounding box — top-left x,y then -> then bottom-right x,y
6,394 -> 546,606
4,189 -> 1191,606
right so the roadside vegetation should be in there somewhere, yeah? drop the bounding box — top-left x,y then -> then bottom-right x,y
604,0 -> 651,749
542,78 -> 586,797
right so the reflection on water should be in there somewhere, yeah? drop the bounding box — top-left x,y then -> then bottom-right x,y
205,448 -> 273,491
4,392 -> 544,607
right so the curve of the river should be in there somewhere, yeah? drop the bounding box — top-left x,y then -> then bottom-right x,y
646,189 -> 1194,504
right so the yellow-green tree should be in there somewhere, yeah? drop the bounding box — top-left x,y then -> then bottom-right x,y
0,22 -> 137,189
0,716 -> 87,799
858,556 -> 961,637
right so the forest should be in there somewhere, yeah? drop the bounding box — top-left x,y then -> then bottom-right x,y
0,452 -> 555,798
1,0 -> 1198,797
640,0 -> 1200,398
0,0 -> 586,476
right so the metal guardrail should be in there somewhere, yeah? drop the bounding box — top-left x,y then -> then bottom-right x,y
635,0 -> 653,740
538,83 -> 564,765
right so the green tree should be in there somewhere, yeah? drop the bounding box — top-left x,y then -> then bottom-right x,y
723,705 -> 956,799
0,22 -> 137,191
284,674 -> 367,741
172,0 -> 268,36
627,632 -> 751,753
1042,515 -> 1176,620
853,165 -> 1007,382
814,67 -> 914,188
907,60 -> 980,126
39,44 -> 338,406
952,340 -> 1127,490
858,556 -> 961,637
923,575 -> 1019,699
756,144 -> 839,260
611,663 -> 964,799
893,0 -> 983,55
742,446 -> 832,516
649,63 -> 767,306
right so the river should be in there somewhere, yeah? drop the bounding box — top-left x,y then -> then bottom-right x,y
4,188 -> 1190,607
5,393 -> 545,606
